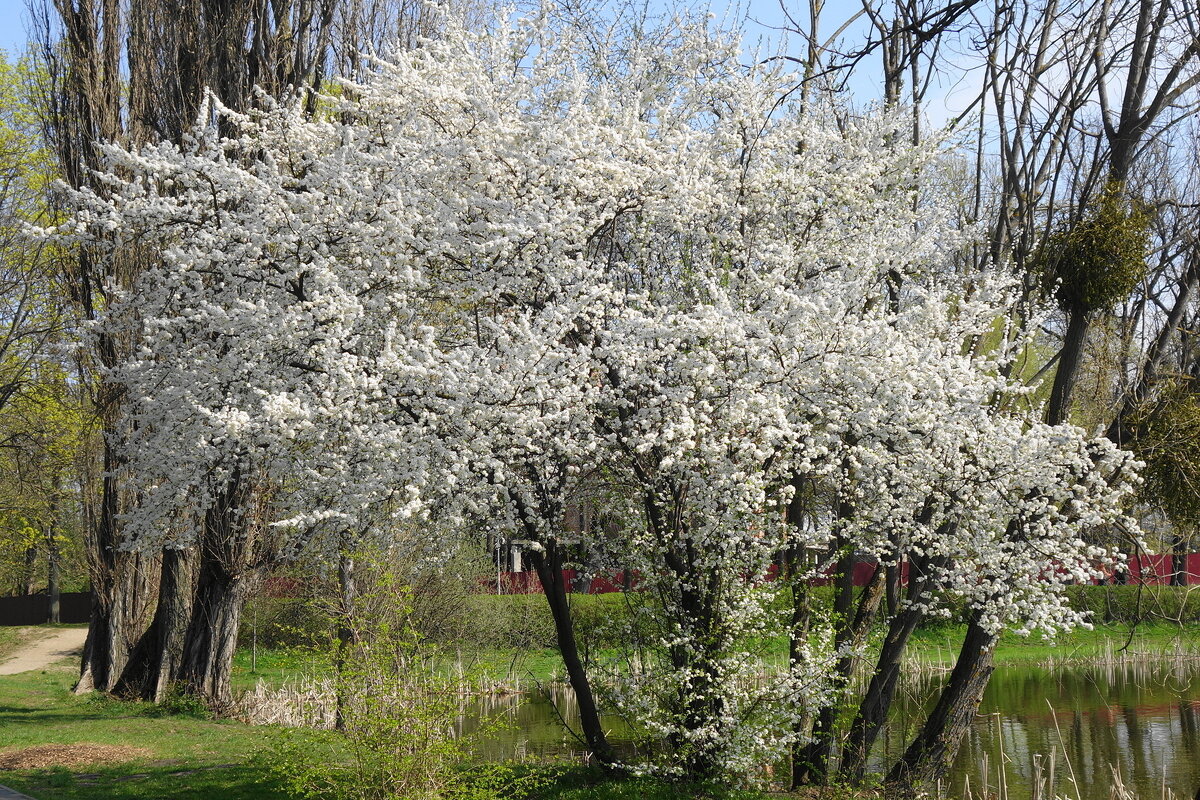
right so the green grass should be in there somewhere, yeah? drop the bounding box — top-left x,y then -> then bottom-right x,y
231,643 -> 570,692
3,762 -> 287,800
0,660 -> 841,800
0,626 -> 25,661
3,617 -> 1191,800
0,664 -> 291,800
909,620 -> 1200,665
231,645 -> 332,692
231,619 -> 1200,694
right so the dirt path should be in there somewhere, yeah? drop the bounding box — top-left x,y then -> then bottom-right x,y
0,627 -> 87,675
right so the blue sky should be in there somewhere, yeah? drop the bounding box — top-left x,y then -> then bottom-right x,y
0,0 -> 32,56
0,0 -> 978,126
0,1 -> 801,58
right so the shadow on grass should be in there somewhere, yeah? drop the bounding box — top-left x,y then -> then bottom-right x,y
0,707 -> 189,728
2,763 -> 291,800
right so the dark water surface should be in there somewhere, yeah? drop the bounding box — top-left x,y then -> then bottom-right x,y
464,661 -> 1200,798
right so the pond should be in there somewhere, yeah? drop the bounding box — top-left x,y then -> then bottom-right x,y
462,660 -> 1200,799
876,660 -> 1200,798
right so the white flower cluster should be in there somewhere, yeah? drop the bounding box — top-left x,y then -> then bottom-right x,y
46,10 -> 1140,776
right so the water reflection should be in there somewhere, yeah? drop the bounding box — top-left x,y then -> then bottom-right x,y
463,660 -> 1200,799
896,662 -> 1200,799
461,684 -> 639,762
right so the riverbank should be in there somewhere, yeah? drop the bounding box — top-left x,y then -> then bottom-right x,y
911,620 -> 1200,666
4,627 -> 1196,800
230,619 -> 1200,692
0,661 -> 885,800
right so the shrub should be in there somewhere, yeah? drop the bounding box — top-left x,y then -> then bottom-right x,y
241,596 -> 334,650
260,563 -> 504,800
1062,584 -> 1200,624
154,684 -> 213,719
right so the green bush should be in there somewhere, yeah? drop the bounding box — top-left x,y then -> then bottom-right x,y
1036,182 -> 1150,313
460,594 -> 559,650
240,596 -> 334,650
457,592 -> 649,651
154,683 -> 213,719
260,566 -> 510,800
570,593 -> 644,651
241,584 -> 645,655
1063,584 -> 1200,624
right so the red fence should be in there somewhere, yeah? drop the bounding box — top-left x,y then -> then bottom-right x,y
1105,553 -> 1200,585
488,569 -> 635,594
488,554 -> 1200,594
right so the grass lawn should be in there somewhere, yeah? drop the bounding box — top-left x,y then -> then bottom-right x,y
231,645 -> 332,693
231,620 -> 1200,693
0,663 -> 291,800
0,640 -> 881,800
4,616 -> 1196,800
231,644 -> 569,693
909,620 -> 1200,665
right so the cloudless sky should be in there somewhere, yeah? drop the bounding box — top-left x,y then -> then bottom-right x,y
0,0 -> 32,56
0,0 -> 976,126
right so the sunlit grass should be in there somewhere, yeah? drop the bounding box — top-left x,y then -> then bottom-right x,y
0,664 -> 291,800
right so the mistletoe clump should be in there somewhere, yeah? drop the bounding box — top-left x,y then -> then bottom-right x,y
1037,181 -> 1150,312
1131,381 -> 1200,529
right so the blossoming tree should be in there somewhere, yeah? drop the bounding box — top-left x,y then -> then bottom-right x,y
52,9 -> 1140,787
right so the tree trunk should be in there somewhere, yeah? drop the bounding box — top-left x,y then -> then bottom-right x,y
837,604 -> 925,781
888,616 -> 998,789
1046,302 -> 1090,426
671,637 -> 725,782
886,559 -> 902,618
47,523 -> 61,624
173,460 -> 264,709
795,552 -> 880,785
1172,532 -> 1190,587
335,551 -> 356,731
784,477 -> 815,788
177,550 -> 251,709
838,544 -> 943,783
528,541 -> 614,767
21,544 -> 37,596
76,413 -> 158,695
113,547 -> 195,701
788,570 -> 813,783
77,549 -> 157,694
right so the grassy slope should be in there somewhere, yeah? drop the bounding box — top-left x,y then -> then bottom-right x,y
0,624 -> 90,665
0,627 -> 24,661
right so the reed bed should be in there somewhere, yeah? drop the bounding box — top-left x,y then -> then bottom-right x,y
1035,637 -> 1200,671
959,758 -> 1183,800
